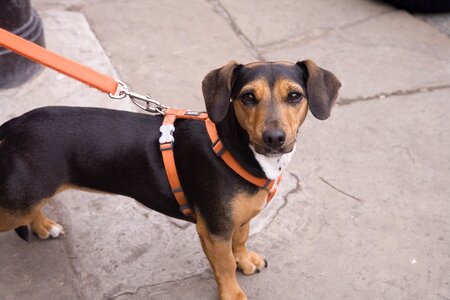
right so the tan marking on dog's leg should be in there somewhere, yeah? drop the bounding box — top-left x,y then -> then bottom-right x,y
0,207 -> 39,232
231,190 -> 268,276
26,183 -> 104,239
233,223 -> 267,275
30,208 -> 64,239
0,185 -> 71,236
0,209 -> 25,232
196,214 -> 247,300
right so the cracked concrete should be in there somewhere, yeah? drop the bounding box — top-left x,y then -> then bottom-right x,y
318,177 -> 364,202
109,273 -> 206,300
206,0 -> 264,61
1,0 -> 450,299
257,9 -> 398,52
338,83 -> 450,105
219,0 -> 393,48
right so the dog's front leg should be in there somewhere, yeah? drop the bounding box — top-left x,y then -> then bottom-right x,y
232,222 -> 267,275
196,215 -> 247,300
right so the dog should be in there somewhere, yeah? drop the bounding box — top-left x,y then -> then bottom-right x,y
0,60 -> 340,300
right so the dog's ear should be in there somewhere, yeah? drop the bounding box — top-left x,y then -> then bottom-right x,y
202,61 -> 240,123
297,60 -> 341,120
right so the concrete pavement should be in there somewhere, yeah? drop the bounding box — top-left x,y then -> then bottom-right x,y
1,0 -> 449,299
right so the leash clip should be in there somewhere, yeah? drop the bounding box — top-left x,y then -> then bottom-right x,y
109,80 -> 169,115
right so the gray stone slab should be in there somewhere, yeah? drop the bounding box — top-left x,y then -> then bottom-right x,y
219,0 -> 393,48
52,190 -> 204,300
81,0 -> 257,111
263,11 -> 450,100
0,205 -> 80,300
33,0 -> 90,11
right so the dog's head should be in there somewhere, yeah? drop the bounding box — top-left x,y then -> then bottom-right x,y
202,60 -> 341,156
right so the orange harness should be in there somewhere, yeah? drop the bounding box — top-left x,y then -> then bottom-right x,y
160,109 -> 282,219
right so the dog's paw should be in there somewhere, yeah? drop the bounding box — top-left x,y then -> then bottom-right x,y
31,217 -> 65,240
236,251 -> 268,275
48,223 -> 64,239
220,290 -> 248,300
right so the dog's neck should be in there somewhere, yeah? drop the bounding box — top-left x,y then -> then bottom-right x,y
216,108 -> 294,180
249,145 -> 295,180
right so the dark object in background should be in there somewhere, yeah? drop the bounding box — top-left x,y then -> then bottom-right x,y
381,0 -> 450,13
0,0 -> 45,89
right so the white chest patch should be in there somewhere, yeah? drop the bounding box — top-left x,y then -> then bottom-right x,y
249,145 -> 296,180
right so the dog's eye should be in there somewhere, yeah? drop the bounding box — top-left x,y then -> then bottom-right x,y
287,92 -> 303,104
240,92 -> 257,106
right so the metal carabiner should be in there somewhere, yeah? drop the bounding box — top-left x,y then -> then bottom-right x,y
109,80 -> 169,115
127,91 -> 169,115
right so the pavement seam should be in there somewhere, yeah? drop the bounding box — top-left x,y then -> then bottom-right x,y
108,273 -> 205,299
338,83 -> 450,106
261,171 -> 303,231
205,0 -> 265,61
319,177 -> 363,202
52,200 -> 87,300
258,9 -> 397,52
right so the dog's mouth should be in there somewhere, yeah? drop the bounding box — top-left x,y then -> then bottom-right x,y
251,141 -> 296,157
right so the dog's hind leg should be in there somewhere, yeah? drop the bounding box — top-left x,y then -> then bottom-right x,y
0,207 -> 34,232
25,198 -> 64,240
0,207 -> 35,241
29,207 -> 64,239
0,199 -> 64,240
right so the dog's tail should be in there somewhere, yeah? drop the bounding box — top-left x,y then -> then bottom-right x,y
14,226 -> 30,242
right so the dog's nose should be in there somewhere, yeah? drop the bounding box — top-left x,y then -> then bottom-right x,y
263,129 -> 286,149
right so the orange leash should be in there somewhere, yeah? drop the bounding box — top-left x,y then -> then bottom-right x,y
0,28 -> 168,113
0,28 -> 118,94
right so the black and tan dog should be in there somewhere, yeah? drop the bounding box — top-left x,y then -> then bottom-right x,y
0,60 -> 340,300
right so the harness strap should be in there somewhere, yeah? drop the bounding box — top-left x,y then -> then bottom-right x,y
159,109 -> 281,219
159,109 -> 208,218
204,118 -> 277,191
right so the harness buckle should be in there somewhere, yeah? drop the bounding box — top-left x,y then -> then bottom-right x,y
184,111 -> 201,116
159,124 -> 175,144
212,138 -> 226,157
